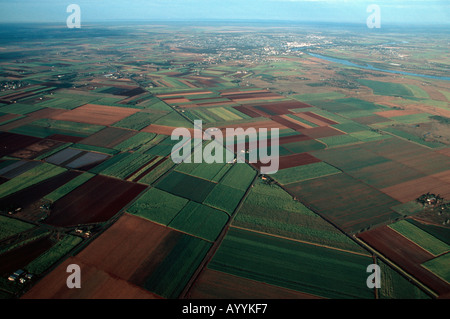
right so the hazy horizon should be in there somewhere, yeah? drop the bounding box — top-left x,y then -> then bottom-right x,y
0,0 -> 448,26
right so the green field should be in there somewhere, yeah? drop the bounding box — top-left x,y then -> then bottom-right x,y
138,158 -> 175,185
421,253 -> 450,283
127,187 -> 188,225
0,215 -> 35,241
219,163 -> 257,192
112,111 -> 167,130
156,170 -> 217,202
271,162 -> 341,185
357,79 -> 414,97
143,234 -> 211,298
318,134 -> 361,148
0,163 -> 66,198
168,201 -> 229,241
209,227 -> 374,299
378,260 -> 431,299
233,179 -> 366,253
388,220 -> 450,256
24,235 -> 83,275
114,132 -> 157,152
44,173 -> 95,203
203,183 -> 245,214
0,103 -> 44,115
98,153 -> 155,179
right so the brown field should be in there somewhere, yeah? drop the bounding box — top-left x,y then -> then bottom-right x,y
0,113 -> 22,124
24,214 -> 185,299
187,269 -> 322,299
50,104 -> 139,126
22,258 -> 161,299
0,132 -> 41,157
295,112 -> 338,126
141,124 -> 194,136
233,105 -> 262,118
0,108 -> 68,131
80,127 -> 137,148
381,175 -> 450,203
0,236 -> 54,276
279,114 -> 314,129
44,176 -> 147,227
271,115 -> 307,131
221,89 -> 270,96
252,153 -> 321,170
156,91 -> 214,98
437,148 -> 450,157
48,134 -> 85,143
162,97 -> 191,104
357,226 -> 450,297
9,139 -> 63,159
218,120 -> 288,132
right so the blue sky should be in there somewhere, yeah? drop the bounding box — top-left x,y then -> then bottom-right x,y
0,0 -> 448,25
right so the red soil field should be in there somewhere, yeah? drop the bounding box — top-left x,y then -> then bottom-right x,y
0,108 -> 69,131
279,115 -> 314,129
221,92 -> 284,101
48,134 -> 84,143
252,152 -> 321,171
22,258 -> 161,299
9,139 -> 63,159
233,105 -> 263,118
0,113 -> 22,124
0,132 -> 41,157
0,236 -> 54,276
271,115 -> 307,131
141,124 -> 195,136
357,226 -> 450,297
436,148 -> 450,157
221,89 -> 270,96
298,126 -> 346,139
23,213 -> 185,299
218,120 -> 288,133
50,104 -> 139,126
156,91 -> 214,98
162,97 -> 191,104
381,175 -> 450,203
187,269 -> 323,299
132,157 -> 168,183
74,214 -> 179,286
44,176 -> 147,227
300,112 -> 338,126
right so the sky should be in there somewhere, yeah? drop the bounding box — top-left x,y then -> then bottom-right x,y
0,0 -> 448,25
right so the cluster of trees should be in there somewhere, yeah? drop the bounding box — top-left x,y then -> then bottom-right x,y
416,193 -> 444,206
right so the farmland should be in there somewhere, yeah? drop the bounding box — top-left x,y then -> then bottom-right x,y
0,21 -> 449,300
208,227 -> 374,299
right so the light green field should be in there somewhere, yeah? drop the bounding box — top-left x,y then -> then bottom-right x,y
388,220 -> 450,256
0,163 -> 66,198
168,201 -> 229,241
44,173 -> 95,203
209,227 -> 374,299
272,162 -> 341,185
127,187 -> 188,225
421,253 -> 450,283
25,235 -> 83,275
0,215 -> 35,241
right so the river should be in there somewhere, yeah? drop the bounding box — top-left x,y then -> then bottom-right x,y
307,52 -> 450,81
